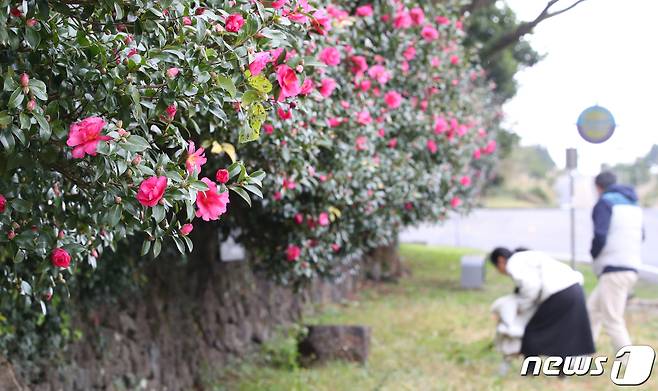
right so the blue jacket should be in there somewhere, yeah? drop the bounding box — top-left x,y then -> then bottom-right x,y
590,185 -> 643,275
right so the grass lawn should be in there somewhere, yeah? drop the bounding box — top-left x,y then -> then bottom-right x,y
213,244 -> 658,391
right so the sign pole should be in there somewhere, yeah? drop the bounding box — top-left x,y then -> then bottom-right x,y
566,148 -> 578,269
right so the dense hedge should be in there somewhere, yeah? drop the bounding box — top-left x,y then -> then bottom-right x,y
0,0 -> 501,367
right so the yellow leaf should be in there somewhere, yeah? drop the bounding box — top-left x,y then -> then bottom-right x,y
328,206 -> 341,219
209,141 -> 237,163
221,143 -> 237,163
210,141 -> 223,154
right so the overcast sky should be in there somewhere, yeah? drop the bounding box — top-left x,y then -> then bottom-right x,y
503,0 -> 658,174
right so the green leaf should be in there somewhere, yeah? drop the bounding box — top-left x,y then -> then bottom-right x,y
34,113 -> 51,141
241,89 -> 261,106
122,135 -> 150,152
8,87 -> 24,109
217,75 -> 237,97
0,111 -> 12,127
0,131 -> 15,151
25,27 -> 41,48
189,180 -> 209,191
152,204 -> 165,223
107,204 -> 122,227
173,236 -> 185,254
242,184 -> 263,199
29,80 -> 48,101
141,240 -> 151,256
230,186 -> 251,207
153,239 -> 162,257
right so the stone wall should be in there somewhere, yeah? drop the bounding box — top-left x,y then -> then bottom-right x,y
13,227 -> 368,391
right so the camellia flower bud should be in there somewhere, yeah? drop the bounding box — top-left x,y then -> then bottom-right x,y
115,196 -> 122,204
19,73 -> 29,87
26,99 -> 36,111
7,230 -> 15,240
26,18 -> 37,27
166,67 -> 180,79
132,154 -> 142,165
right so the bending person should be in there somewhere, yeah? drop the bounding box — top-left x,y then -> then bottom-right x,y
489,247 -> 595,360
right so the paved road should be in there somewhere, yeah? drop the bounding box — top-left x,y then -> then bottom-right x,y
401,208 -> 658,267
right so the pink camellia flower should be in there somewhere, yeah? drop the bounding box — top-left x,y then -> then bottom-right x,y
436,15 -> 450,25
165,104 -> 177,120
319,47 -> 341,66
473,149 -> 482,160
434,116 -> 448,134
350,55 -> 368,76
249,51 -> 272,76
319,78 -> 337,97
0,194 -> 5,212
340,100 -> 350,109
182,16 -> 192,26
276,64 -> 301,101
215,168 -> 229,184
356,4 -> 373,16
136,176 -> 168,207
286,244 -> 301,262
450,55 -> 460,65
451,196 -> 462,209
300,78 -> 314,95
457,124 -> 469,137
403,46 -> 416,61
355,135 -> 367,151
51,248 -> 71,268
10,7 -> 22,17
166,67 -> 180,79
282,178 -> 296,190
8,230 -> 15,240
356,110 -> 372,125
277,107 -> 292,120
455,19 -> 463,30
387,138 -> 398,148
269,0 -> 288,9
180,223 -> 194,236
393,10 -> 412,29
410,7 -> 425,25
384,91 -> 402,109
405,202 -> 414,211
331,243 -> 341,252
225,14 -> 245,32
460,176 -> 472,187
294,213 -> 304,225
185,141 -> 207,174
401,60 -> 409,73
484,140 -> 497,154
195,177 -> 230,221
421,25 -> 439,41
431,57 -> 441,68
66,116 -> 111,158
311,9 -> 331,35
328,117 -> 343,128
378,128 -> 385,137
368,65 -> 391,84
263,124 -> 274,134
358,79 -> 371,92
427,139 -> 437,153
318,212 -> 330,226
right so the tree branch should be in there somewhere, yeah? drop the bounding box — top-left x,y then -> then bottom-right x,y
482,0 -> 588,59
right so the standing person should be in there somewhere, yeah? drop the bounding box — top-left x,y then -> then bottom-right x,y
489,248 -> 595,361
588,171 -> 643,351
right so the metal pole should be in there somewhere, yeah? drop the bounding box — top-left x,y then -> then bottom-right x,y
570,170 -> 576,269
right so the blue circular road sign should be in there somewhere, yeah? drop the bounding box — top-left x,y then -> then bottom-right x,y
576,105 -> 616,144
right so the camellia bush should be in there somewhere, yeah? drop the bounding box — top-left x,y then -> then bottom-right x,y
0,0 -> 332,362
231,0 -> 501,282
0,0 -> 503,369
